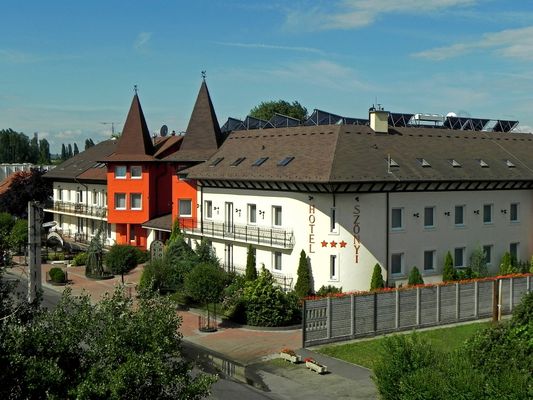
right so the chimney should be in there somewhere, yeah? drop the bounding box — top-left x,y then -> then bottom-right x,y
369,104 -> 389,134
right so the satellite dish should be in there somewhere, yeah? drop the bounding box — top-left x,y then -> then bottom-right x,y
160,125 -> 168,137
446,112 -> 457,118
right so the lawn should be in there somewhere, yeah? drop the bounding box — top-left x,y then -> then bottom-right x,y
316,321 -> 490,369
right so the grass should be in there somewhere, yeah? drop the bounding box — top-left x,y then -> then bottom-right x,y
317,321 -> 490,369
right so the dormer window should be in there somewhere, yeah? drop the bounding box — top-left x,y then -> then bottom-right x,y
479,159 -> 489,168
387,158 -> 399,168
449,159 -> 461,168
417,158 -> 431,168
506,160 -> 516,168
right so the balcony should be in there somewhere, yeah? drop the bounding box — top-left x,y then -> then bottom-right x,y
44,201 -> 107,219
177,218 -> 295,249
225,264 -> 294,291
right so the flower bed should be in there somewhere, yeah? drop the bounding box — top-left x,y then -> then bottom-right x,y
304,357 -> 327,374
279,348 -> 301,364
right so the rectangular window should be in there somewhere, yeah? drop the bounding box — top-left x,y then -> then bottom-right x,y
248,204 -> 257,224
483,245 -> 492,265
178,199 -> 192,217
424,206 -> 435,228
483,204 -> 493,224
224,244 -> 233,270
76,189 -> 83,204
330,208 -> 337,232
391,208 -> 403,230
107,223 -> 112,239
205,200 -> 213,219
274,251 -> 282,270
423,250 -> 435,271
454,247 -> 465,268
330,255 -> 338,280
65,190 -> 70,201
510,242 -> 519,261
273,206 -> 282,226
391,253 -> 404,275
510,203 -> 519,222
114,193 -> 126,210
130,165 -> 142,179
92,191 -> 98,206
114,165 -> 127,179
129,224 -> 136,241
57,188 -> 63,201
130,193 -> 142,210
454,205 -> 465,226
77,217 -> 84,233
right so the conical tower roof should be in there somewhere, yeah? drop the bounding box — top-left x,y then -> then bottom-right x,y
114,94 -> 154,159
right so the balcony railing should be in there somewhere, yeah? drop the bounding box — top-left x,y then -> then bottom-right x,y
224,264 -> 294,291
44,201 -> 107,219
178,218 -> 295,249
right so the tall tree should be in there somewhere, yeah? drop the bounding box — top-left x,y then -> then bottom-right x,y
245,244 -> 257,281
84,138 -> 95,150
370,263 -> 385,290
73,143 -> 79,156
0,129 -> 32,163
249,100 -> 308,122
67,143 -> 73,158
38,138 -> 51,164
61,143 -> 67,161
29,135 -> 39,164
294,249 -> 311,297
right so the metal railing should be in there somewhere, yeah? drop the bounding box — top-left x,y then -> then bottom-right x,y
223,263 -> 294,291
178,218 -> 295,249
44,200 -> 107,219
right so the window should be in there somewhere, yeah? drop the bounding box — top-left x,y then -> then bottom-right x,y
391,208 -> 403,230
483,245 -> 493,265
77,217 -> 84,234
209,157 -> 224,167
391,253 -> 404,275
424,250 -> 435,271
483,204 -> 493,224
388,158 -> 399,168
178,199 -> 192,217
506,160 -> 515,168
330,208 -> 337,232
130,166 -> 142,179
107,223 -> 112,239
59,214 -> 63,228
57,188 -> 62,201
417,158 -> 431,167
230,157 -> 246,167
510,203 -> 519,222
510,242 -> 519,261
92,191 -> 98,206
205,200 -> 213,219
424,207 -> 435,228
454,205 -> 465,226
272,206 -> 282,226
114,165 -> 127,179
114,193 -> 126,210
277,156 -> 294,166
454,247 -> 465,268
479,159 -> 489,168
76,189 -> 83,204
449,159 -> 461,168
130,193 -> 142,210
65,190 -> 70,201
330,255 -> 338,280
248,204 -> 257,224
130,225 -> 136,241
252,157 -> 268,166
274,252 -> 282,271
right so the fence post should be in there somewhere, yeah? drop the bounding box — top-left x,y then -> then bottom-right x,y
350,294 -> 355,338
474,281 -> 478,318
302,300 -> 307,348
326,297 -> 332,339
492,279 -> 499,322
455,283 -> 460,320
416,287 -> 420,326
509,277 -> 514,312
436,285 -> 440,323
528,275 -> 531,293
373,292 -> 378,333
395,290 -> 400,329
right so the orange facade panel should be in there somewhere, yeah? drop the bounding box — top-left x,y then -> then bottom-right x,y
172,174 -> 198,229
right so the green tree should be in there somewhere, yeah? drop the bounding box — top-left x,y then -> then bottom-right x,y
499,251 -> 516,275
469,246 -> 488,277
249,100 -> 308,122
0,285 -> 216,399
104,244 -> 139,282
245,244 -> 257,281
73,143 -> 79,156
195,239 -> 219,266
85,138 -> 95,150
0,129 -> 32,163
9,218 -> 27,254
0,212 -> 14,258
184,262 -> 226,324
0,169 -> 52,217
61,143 -> 67,161
67,143 -> 73,158
370,263 -> 385,290
442,251 -> 455,281
294,249 -> 311,297
38,138 -> 51,164
407,266 -> 424,286
29,135 -> 39,163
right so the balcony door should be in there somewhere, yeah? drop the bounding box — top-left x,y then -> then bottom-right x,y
224,243 -> 233,272
225,202 -> 233,233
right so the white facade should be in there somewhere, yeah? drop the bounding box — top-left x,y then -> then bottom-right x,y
190,187 -> 533,292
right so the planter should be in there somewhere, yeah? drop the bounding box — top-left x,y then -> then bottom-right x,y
279,352 -> 302,364
305,359 -> 328,374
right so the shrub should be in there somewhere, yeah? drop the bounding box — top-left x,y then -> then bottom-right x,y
316,285 -> 342,297
244,244 -> 257,281
184,263 -> 226,306
469,246 -> 488,277
49,267 -> 66,283
370,263 -> 385,290
72,252 -> 88,266
134,248 -> 149,264
195,239 -> 219,266
499,251 -> 518,275
442,251 -> 455,281
104,245 -> 138,275
221,274 -> 246,323
294,250 -> 311,297
407,266 -> 424,286
139,257 -> 179,293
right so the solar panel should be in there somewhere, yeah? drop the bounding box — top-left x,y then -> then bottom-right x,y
269,113 -> 300,128
304,109 -> 343,126
444,117 -> 490,131
492,120 -> 519,132
243,116 -> 270,130
342,117 -> 369,126
389,113 -> 414,127
221,117 -> 245,133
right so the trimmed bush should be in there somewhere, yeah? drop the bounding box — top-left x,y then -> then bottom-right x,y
244,244 -> 257,281
139,257 -> 179,293
184,263 -> 226,306
221,274 -> 246,323
442,251 -> 455,281
104,245 -> 138,275
134,248 -> 149,264
316,285 -> 342,297
49,267 -> 66,283
294,250 -> 311,297
370,263 -> 385,290
407,266 -> 424,286
72,252 -> 88,266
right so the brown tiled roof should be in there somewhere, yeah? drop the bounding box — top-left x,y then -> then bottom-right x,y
184,124 -> 533,184
153,136 -> 183,158
141,213 -> 172,232
164,81 -> 223,162
113,94 -> 154,158
44,140 -> 117,182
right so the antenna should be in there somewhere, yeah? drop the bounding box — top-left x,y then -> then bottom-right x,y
100,122 -> 117,136
201,70 -> 206,81
134,84 -> 138,95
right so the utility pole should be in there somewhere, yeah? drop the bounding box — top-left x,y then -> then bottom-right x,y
28,201 -> 42,303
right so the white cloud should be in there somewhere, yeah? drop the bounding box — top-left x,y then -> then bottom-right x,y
134,32 -> 152,52
214,41 -> 325,55
0,49 -> 41,63
284,0 -> 476,31
413,26 -> 533,61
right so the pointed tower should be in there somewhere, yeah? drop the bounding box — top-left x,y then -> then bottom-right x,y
114,94 -> 154,159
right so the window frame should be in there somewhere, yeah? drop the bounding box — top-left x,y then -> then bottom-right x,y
424,206 -> 435,229
205,200 -> 213,219
510,242 -> 519,261
483,244 -> 493,266
423,250 -> 436,271
510,203 -> 519,223
130,193 -> 142,210
454,205 -> 465,226
391,253 -> 404,275
391,207 -> 404,231
178,199 -> 193,217
483,203 -> 493,224
454,247 -> 465,268
248,203 -> 257,224
273,251 -> 282,271
130,165 -> 142,179
272,206 -> 282,227
114,193 -> 126,210
114,165 -> 127,179
330,254 -> 339,281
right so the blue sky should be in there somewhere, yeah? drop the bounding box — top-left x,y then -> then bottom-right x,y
2,0 -> 533,153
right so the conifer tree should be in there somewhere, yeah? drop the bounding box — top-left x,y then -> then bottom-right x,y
245,244 -> 257,281
73,143 -> 79,156
370,263 -> 385,290
442,251 -> 455,281
408,266 -> 424,286
67,144 -> 73,158
294,249 -> 311,297
61,144 -> 67,161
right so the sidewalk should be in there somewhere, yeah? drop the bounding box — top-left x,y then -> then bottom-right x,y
8,259 -> 377,398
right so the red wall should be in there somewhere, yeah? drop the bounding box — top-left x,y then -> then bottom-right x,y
171,171 -> 198,229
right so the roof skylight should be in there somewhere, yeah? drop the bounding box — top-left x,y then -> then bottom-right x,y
479,159 -> 489,168
230,157 -> 246,167
387,158 -> 399,168
209,157 -> 224,167
277,156 -> 295,166
506,160 -> 516,168
450,159 -> 461,168
252,157 -> 269,166
417,158 -> 431,168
